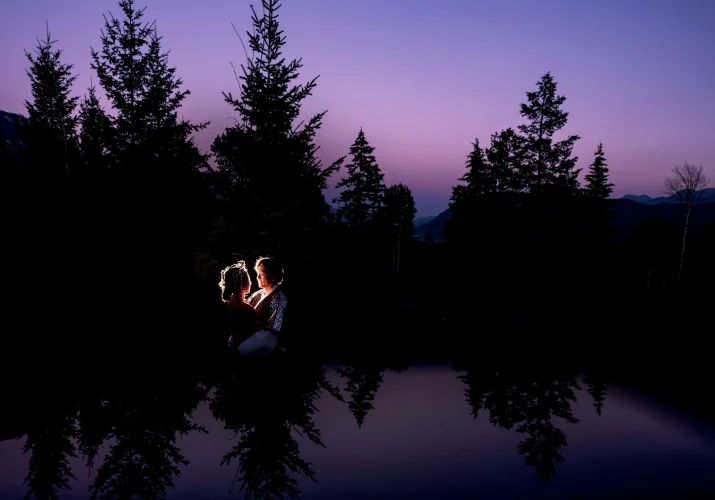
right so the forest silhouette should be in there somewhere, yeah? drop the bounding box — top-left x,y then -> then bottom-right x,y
1,0 -> 714,359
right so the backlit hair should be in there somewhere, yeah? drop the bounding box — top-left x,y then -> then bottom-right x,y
219,260 -> 252,301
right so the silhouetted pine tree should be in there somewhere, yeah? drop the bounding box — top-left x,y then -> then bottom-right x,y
21,26 -> 79,185
513,73 -> 584,291
91,0 -> 208,183
583,143 -> 613,199
334,128 -> 385,228
77,83 -> 112,180
518,72 -> 581,195
90,0 -> 211,314
581,143 -> 617,294
485,128 -> 525,193
444,138 -> 492,257
451,138 -> 494,205
481,128 -> 532,281
11,27 -> 80,329
380,183 -> 416,282
381,183 -> 417,239
210,0 -> 343,258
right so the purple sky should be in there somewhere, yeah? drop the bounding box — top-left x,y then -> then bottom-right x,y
2,0 -> 714,216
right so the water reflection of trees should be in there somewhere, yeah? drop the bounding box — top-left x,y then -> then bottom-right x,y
11,355 -> 347,500
5,358 -> 612,499
12,374 -> 209,500
584,371 -> 608,416
209,355 -> 344,500
21,401 -> 78,500
336,364 -> 385,428
82,380 -> 209,500
454,366 -> 583,483
335,355 -> 413,428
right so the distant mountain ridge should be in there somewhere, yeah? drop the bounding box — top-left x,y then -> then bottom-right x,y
621,188 -> 715,205
414,215 -> 436,226
1,109 -> 27,164
414,198 -> 715,243
414,209 -> 452,241
1,110 -> 24,138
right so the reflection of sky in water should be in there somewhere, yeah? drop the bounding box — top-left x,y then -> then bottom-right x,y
1,365 -> 715,499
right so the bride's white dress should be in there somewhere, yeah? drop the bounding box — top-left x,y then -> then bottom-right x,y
238,329 -> 279,357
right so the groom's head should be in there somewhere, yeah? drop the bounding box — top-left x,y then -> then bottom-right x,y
254,256 -> 283,288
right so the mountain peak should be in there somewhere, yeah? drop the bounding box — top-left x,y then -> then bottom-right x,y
622,194 -> 653,202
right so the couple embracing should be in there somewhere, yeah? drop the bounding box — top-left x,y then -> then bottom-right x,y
219,256 -> 288,357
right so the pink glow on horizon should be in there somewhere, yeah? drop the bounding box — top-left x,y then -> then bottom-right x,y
1,0 -> 714,216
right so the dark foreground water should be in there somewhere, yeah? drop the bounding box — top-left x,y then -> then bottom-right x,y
2,358 -> 715,499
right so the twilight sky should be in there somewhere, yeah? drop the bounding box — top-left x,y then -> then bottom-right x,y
1,0 -> 714,216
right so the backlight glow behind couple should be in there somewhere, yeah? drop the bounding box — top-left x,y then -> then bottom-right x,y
218,256 -> 288,357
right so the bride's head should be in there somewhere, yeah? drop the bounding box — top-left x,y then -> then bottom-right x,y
219,261 -> 252,303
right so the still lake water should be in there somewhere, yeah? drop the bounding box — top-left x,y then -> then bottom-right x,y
2,360 -> 715,499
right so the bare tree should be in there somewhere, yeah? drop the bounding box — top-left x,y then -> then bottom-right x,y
664,162 -> 709,282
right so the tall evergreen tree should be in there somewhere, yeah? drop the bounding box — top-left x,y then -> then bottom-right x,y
445,131 -> 529,282
517,72 -> 581,195
580,143 -> 617,292
583,143 -> 613,199
90,0 -> 208,180
22,26 -> 79,183
485,128 -> 525,194
77,83 -> 112,178
210,0 -> 343,255
446,138 -> 484,253
89,0 -> 211,306
382,183 -> 417,238
445,137 -> 502,251
334,128 -> 385,228
13,27 -> 79,331
449,138 -> 493,211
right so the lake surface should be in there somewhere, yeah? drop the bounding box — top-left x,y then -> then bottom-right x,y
2,359 -> 715,499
